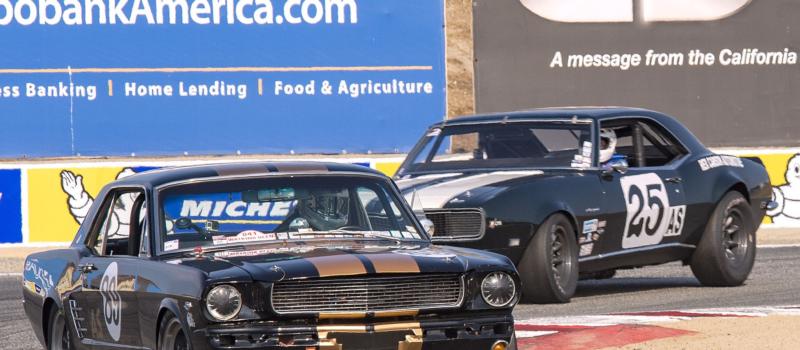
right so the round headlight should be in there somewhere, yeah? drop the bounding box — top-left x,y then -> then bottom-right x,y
206,284 -> 242,321
481,272 -> 516,308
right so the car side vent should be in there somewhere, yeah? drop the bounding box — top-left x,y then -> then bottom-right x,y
423,208 -> 485,240
68,299 -> 87,339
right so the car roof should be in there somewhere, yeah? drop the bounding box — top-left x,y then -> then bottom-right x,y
427,106 -> 707,154
432,106 -> 673,127
112,161 -> 385,188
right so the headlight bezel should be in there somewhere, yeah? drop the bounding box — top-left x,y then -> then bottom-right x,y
205,284 -> 243,321
480,272 -> 517,308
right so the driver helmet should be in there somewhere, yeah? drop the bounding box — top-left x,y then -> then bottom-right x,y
599,128 -> 617,163
298,188 -> 350,231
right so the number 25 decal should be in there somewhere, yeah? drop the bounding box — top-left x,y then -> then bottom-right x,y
621,173 -> 686,248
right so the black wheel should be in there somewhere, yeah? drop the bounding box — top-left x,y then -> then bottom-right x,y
158,313 -> 190,350
47,305 -> 73,350
518,213 -> 578,303
690,191 -> 756,286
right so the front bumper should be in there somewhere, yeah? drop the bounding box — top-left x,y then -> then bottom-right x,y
195,314 -> 514,350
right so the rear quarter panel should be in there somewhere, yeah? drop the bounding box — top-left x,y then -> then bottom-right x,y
678,154 -> 771,246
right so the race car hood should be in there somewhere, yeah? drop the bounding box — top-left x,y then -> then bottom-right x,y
396,170 -> 558,209
202,240 -> 514,282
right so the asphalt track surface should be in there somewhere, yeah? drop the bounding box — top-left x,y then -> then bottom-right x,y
1,246 -> 798,349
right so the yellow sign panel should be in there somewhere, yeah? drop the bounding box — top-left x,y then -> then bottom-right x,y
28,167 -> 128,242
374,161 -> 402,177
746,153 -> 800,225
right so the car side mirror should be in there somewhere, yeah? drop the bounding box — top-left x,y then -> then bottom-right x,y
419,218 -> 435,236
602,158 -> 629,176
611,161 -> 628,174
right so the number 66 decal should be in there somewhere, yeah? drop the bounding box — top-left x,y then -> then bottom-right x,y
620,173 -> 686,248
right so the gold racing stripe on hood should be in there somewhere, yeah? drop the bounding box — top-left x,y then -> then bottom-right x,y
308,254 -> 367,277
373,310 -> 419,318
318,312 -> 367,320
316,321 -> 422,333
365,253 -> 421,273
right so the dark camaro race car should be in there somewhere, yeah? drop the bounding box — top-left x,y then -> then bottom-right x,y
395,107 -> 774,303
22,162 -> 519,350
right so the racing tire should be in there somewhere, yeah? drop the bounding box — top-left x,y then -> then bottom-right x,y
518,213 -> 579,303
47,305 -> 73,350
158,312 -> 190,350
690,191 -> 756,286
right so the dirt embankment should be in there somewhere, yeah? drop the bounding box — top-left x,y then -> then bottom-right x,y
610,316 -> 800,350
445,0 -> 476,119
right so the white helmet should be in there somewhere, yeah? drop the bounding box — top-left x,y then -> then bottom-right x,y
599,128 -> 617,163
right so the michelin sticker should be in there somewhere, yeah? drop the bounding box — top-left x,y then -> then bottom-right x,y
620,173 -> 686,248
768,154 -> 800,224
163,192 -> 293,236
100,262 -> 122,342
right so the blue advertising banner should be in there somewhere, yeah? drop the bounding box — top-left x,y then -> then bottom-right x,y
0,0 -> 445,157
0,169 -> 22,243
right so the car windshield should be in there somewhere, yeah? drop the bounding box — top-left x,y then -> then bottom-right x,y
157,176 -> 424,253
397,121 -> 594,176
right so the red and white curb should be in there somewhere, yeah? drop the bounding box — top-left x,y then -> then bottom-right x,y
514,306 -> 800,350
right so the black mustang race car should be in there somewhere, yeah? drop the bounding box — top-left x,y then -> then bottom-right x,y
22,162 -> 519,350
396,107 -> 773,303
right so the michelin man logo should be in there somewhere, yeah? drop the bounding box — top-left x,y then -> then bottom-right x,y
768,154 -> 800,224
100,262 -> 121,341
60,168 -> 136,237
519,0 -> 752,23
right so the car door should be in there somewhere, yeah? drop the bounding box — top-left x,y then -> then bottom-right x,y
593,118 -> 689,256
71,189 -> 145,349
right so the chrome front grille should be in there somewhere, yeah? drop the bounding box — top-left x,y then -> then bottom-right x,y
271,274 -> 463,314
424,208 -> 485,239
